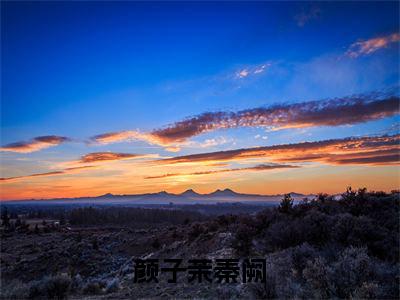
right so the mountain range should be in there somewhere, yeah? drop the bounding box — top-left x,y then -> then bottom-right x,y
2,189 -> 313,205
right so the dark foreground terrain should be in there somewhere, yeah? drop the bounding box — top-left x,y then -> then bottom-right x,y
1,188 -> 399,299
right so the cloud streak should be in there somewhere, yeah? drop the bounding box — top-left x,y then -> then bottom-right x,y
144,163 -> 298,179
0,136 -> 70,153
15,91 -> 397,154
149,91 -> 399,144
346,33 -> 400,58
235,63 -> 271,78
0,166 -> 95,182
90,130 -> 181,152
155,134 -> 400,167
79,152 -> 150,163
90,91 -> 399,150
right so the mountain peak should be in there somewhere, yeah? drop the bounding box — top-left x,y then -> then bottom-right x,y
157,191 -> 169,195
210,188 -> 238,196
98,193 -> 114,198
181,189 -> 200,196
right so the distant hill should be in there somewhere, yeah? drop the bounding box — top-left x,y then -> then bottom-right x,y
208,188 -> 240,197
1,188 -> 313,206
180,189 -> 201,197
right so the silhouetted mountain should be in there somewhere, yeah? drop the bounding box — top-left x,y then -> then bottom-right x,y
2,188 -> 312,206
208,188 -> 241,197
97,193 -> 114,198
180,189 -> 201,197
139,191 -> 177,198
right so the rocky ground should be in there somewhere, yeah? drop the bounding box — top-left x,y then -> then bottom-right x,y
0,220 -> 249,299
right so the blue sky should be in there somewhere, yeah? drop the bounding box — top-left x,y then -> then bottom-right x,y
1,2 -> 399,199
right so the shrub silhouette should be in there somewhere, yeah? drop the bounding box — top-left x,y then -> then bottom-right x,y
232,223 -> 254,256
278,194 -> 293,213
29,275 -> 71,299
230,188 -> 399,298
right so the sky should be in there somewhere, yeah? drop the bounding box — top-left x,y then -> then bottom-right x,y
1,1 -> 399,200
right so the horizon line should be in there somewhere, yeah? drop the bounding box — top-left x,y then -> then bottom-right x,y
1,186 -> 395,202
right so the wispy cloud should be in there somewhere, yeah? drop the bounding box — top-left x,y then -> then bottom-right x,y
14,91 -> 396,156
186,137 -> 232,149
149,91 -> 399,144
90,130 -> 184,152
144,163 -> 298,179
8,93 -> 396,156
235,63 -> 271,78
255,134 -> 268,140
346,33 -> 400,58
0,136 -> 70,153
90,131 -> 137,144
327,150 -> 399,165
91,130 -> 232,152
155,134 -> 399,167
89,90 -> 398,150
79,152 -> 149,163
0,166 -> 95,182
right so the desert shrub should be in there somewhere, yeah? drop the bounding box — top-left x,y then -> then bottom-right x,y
352,282 -> 381,299
0,280 -> 30,299
331,214 -> 392,259
91,239 -> 99,250
237,214 -> 255,227
44,276 -> 71,299
278,194 -> 293,214
188,223 -> 204,241
263,221 -> 300,251
297,210 -> 331,245
216,214 -> 237,227
253,209 -> 274,232
207,221 -> 219,232
232,223 -> 254,256
171,230 -> 179,239
303,257 -> 333,299
71,273 -> 83,290
29,275 -> 71,299
216,285 -> 240,299
105,278 -> 120,293
152,238 -> 160,249
290,243 -> 318,274
248,275 -> 277,299
331,213 -> 355,245
330,246 -> 374,298
82,279 -> 105,295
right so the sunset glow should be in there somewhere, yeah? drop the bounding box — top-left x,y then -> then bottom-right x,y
1,2 -> 399,200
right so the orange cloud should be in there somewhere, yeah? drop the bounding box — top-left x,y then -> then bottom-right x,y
346,33 -> 400,58
89,91 -> 399,149
155,134 -> 400,167
80,152 -> 148,163
91,130 -> 146,144
90,130 -> 181,151
0,136 -> 70,153
150,92 -> 399,144
144,163 -> 298,179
